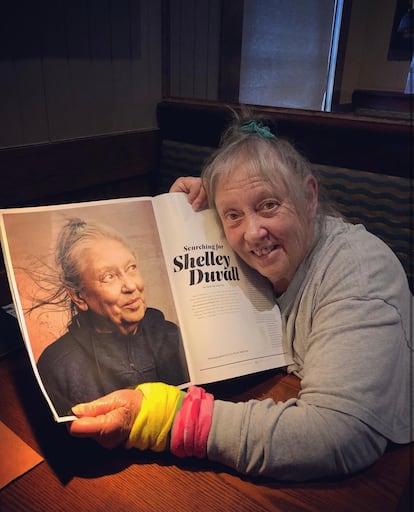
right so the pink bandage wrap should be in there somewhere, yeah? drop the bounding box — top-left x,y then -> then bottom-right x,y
170,386 -> 214,458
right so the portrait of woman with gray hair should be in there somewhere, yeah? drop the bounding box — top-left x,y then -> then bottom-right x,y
33,217 -> 189,417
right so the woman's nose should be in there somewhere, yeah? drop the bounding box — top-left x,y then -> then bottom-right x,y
121,275 -> 138,292
244,214 -> 267,242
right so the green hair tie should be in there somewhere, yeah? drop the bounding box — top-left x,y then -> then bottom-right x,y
239,120 -> 276,140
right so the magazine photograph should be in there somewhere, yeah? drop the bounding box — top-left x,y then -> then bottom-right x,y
0,193 -> 290,422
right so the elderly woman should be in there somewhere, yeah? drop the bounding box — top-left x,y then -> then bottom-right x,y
35,218 -> 189,417
68,114 -> 412,481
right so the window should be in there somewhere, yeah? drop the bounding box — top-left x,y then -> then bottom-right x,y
239,0 -> 343,111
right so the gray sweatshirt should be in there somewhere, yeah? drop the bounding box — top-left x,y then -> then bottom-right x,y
207,216 -> 413,481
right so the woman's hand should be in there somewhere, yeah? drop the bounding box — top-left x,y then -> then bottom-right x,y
69,389 -> 143,449
170,177 -> 207,211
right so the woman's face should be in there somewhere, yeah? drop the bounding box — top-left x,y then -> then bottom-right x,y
215,165 -> 317,294
72,238 -> 146,335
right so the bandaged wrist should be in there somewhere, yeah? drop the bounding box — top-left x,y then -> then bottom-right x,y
125,382 -> 185,452
170,386 -> 214,459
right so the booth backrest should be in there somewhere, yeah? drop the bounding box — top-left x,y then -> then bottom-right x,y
157,139 -> 215,194
314,164 -> 411,288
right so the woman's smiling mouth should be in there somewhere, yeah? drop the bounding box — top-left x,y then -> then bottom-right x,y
251,245 -> 278,257
123,298 -> 142,308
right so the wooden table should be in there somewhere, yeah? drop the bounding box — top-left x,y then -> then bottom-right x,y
0,348 -> 412,512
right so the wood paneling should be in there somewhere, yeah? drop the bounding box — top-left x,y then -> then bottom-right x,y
218,0 -> 243,103
167,0 -> 220,100
0,1 -> 162,149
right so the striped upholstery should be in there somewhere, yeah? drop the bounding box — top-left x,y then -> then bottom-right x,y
157,139 -> 413,290
157,139 -> 216,194
315,165 -> 412,290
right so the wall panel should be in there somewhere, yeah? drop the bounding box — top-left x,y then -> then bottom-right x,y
0,0 -> 162,149
168,0 -> 220,100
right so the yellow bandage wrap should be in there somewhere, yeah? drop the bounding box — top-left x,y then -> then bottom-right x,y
125,382 -> 183,452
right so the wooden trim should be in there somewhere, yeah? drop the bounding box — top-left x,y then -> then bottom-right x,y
157,98 -> 412,178
352,89 -> 413,114
159,97 -> 412,131
0,130 -> 160,208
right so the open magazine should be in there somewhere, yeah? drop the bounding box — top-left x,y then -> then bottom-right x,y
0,192 -> 290,422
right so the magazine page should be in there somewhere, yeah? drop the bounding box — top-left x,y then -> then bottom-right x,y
153,192 -> 291,385
0,198 -> 190,422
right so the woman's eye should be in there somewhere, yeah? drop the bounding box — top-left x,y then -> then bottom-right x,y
101,273 -> 115,283
223,211 -> 240,223
261,201 -> 279,212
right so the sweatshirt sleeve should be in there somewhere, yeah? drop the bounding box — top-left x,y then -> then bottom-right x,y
207,396 -> 387,481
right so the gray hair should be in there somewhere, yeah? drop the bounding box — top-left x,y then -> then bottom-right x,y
55,218 -> 134,292
27,218 -> 135,320
201,112 -> 339,224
